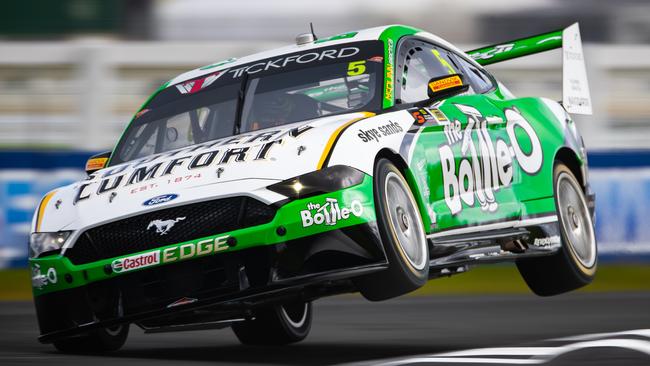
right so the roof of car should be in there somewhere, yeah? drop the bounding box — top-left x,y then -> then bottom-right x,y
163,24 -> 473,90
165,25 -> 402,87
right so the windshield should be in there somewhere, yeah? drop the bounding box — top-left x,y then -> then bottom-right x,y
110,41 -> 384,165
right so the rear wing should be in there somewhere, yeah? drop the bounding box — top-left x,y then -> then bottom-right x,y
466,23 -> 592,115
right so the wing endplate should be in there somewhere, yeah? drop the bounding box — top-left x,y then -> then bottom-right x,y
466,23 -> 592,115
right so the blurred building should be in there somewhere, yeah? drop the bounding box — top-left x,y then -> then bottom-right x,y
1,0 -> 649,151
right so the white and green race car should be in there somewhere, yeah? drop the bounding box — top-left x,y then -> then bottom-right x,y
30,23 -> 596,352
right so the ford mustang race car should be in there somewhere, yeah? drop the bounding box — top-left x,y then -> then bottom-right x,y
30,23 -> 596,352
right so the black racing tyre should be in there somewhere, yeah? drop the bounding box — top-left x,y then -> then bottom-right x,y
517,162 -> 597,296
354,158 -> 429,301
231,301 -> 312,345
52,324 -> 129,353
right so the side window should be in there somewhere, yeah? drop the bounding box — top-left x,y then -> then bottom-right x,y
452,55 -> 495,94
396,40 -> 462,103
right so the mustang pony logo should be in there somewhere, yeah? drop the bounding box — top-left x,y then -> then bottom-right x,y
147,217 -> 186,235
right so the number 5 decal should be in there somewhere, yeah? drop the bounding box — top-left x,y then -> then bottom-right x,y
347,60 -> 366,76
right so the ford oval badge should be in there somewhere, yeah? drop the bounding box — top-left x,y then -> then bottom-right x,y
143,194 -> 179,206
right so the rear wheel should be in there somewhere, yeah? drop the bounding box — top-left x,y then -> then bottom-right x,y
355,159 -> 429,301
231,301 -> 312,345
517,162 -> 597,296
53,324 -> 129,353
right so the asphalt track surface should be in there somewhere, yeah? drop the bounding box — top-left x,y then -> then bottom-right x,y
1,292 -> 649,366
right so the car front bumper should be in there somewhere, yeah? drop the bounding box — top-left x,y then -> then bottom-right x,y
30,174 -> 386,342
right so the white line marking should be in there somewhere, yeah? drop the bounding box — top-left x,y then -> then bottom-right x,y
436,347 -> 557,357
370,339 -> 650,365
551,328 -> 650,342
552,338 -> 650,358
340,329 -> 650,366
374,357 -> 541,365
427,215 -> 557,239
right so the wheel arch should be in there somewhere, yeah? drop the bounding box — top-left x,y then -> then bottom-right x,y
554,147 -> 586,189
374,148 -> 433,232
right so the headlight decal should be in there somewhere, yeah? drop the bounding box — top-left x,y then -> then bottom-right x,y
35,190 -> 57,232
267,165 -> 365,199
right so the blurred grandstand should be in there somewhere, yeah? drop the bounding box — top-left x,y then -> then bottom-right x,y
1,0 -> 650,267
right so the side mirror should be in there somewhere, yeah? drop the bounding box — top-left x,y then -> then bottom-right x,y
417,74 -> 469,106
85,151 -> 111,175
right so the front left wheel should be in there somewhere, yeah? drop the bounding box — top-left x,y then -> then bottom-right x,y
354,158 -> 429,301
231,301 -> 312,345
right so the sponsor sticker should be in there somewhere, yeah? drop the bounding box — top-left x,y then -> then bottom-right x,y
31,264 -> 57,290
384,38 -> 394,105
107,235 -> 231,275
357,121 -> 403,142
300,197 -> 363,227
176,72 -> 224,94
112,250 -> 161,273
161,235 -> 230,263
410,108 -> 435,125
430,108 -> 448,123
85,157 -> 108,172
74,124 -> 314,205
226,47 -> 361,79
428,75 -> 463,93
143,194 -> 179,206
439,105 -> 543,215
533,235 -> 561,247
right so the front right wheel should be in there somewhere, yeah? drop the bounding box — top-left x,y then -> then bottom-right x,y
517,162 -> 597,296
52,324 -> 129,354
231,301 -> 312,345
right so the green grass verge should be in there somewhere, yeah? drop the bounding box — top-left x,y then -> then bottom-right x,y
0,269 -> 32,301
1,264 -> 649,301
412,264 -> 650,296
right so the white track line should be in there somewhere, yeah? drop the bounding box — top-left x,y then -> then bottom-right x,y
551,328 -> 650,342
342,329 -> 650,365
435,347 -> 557,357
374,357 -> 541,365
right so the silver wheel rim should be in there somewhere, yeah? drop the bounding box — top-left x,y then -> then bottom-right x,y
556,172 -> 596,268
384,171 -> 427,271
105,293 -> 124,336
280,303 -> 308,329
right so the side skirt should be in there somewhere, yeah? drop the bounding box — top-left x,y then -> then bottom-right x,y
426,216 -> 562,278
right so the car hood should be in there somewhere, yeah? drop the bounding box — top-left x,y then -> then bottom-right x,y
36,112 -> 372,233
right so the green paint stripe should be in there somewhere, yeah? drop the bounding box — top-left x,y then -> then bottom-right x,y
378,25 -> 420,109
